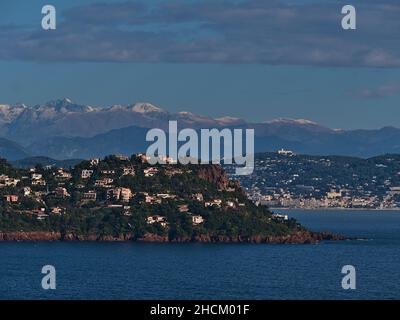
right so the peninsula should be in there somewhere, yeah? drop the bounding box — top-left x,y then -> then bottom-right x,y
0,154 -> 345,243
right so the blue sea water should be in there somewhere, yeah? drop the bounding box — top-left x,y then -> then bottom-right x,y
0,210 -> 399,300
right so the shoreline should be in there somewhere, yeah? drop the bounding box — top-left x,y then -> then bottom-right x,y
270,207 -> 400,212
0,231 -> 351,244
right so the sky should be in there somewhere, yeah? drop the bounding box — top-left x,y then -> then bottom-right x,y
0,0 -> 399,129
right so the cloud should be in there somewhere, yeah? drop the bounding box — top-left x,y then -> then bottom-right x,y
1,0 -> 400,67
357,83 -> 400,99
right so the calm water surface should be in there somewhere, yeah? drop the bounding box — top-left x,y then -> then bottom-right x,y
0,210 -> 399,300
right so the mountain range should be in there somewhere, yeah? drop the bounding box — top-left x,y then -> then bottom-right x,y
1,98 -> 400,160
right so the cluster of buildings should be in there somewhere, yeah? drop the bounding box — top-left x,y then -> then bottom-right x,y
234,151 -> 400,210
253,190 -> 399,209
0,174 -> 20,188
1,154 -> 228,227
146,213 -> 204,228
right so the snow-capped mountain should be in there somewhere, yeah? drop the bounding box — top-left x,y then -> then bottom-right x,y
0,98 -> 254,144
1,98 -> 400,160
131,102 -> 166,114
265,118 -> 319,126
0,104 -> 27,123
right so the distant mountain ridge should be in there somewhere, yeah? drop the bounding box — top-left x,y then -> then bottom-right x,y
0,99 -> 244,145
11,156 -> 83,169
1,98 -> 400,160
0,138 -> 30,161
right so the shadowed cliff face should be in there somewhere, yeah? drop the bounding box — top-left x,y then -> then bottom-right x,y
197,165 -> 241,191
0,231 -> 349,244
198,165 -> 230,190
0,231 -> 61,241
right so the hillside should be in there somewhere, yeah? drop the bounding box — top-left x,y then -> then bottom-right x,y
229,152 -> 400,209
0,154 -> 344,243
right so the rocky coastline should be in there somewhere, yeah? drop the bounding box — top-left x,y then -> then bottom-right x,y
0,230 -> 352,244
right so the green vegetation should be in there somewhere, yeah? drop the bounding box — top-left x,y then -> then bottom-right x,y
0,154 -> 302,240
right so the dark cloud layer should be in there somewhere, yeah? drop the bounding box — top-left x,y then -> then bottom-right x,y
1,0 -> 400,67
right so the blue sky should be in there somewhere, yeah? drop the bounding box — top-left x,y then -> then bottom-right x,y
0,0 -> 399,129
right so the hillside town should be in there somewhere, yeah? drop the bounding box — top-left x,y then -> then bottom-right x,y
0,152 -> 309,243
1,153 -> 291,234
228,151 -> 400,210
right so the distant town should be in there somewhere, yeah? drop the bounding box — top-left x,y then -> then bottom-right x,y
227,150 -> 400,210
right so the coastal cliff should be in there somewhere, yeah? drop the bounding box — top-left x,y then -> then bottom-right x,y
198,165 -> 231,190
0,230 -> 348,244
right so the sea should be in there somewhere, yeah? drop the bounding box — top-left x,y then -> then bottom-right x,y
0,210 -> 399,300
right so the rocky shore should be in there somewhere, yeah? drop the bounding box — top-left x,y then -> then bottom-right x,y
0,230 -> 351,244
